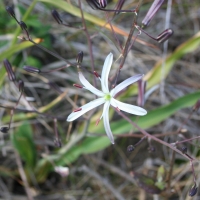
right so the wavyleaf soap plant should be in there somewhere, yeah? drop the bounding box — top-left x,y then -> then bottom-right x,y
67,53 -> 147,144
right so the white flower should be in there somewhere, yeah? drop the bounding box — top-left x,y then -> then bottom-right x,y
67,53 -> 147,144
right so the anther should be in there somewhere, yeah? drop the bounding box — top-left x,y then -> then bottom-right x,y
116,107 -> 120,112
96,119 -> 100,126
73,108 -> 82,112
93,71 -> 100,78
73,84 -> 83,89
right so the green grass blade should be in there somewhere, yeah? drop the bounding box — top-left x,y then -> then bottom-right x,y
11,122 -> 37,168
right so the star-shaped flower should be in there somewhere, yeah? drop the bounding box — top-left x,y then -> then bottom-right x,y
67,53 -> 147,144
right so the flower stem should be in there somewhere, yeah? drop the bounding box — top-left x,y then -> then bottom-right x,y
115,109 -> 195,161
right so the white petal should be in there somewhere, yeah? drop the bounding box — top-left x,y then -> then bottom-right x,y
110,74 -> 143,97
111,98 -> 147,116
79,72 -> 104,97
103,101 -> 114,144
101,53 -> 113,93
67,98 -> 105,121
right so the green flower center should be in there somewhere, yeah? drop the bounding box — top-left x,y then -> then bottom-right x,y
104,94 -> 111,101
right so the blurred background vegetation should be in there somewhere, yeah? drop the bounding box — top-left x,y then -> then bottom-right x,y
0,0 -> 200,199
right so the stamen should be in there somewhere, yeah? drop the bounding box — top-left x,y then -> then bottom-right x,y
93,71 -> 100,78
73,84 -> 83,89
96,119 -> 100,126
116,107 -> 120,112
73,108 -> 82,112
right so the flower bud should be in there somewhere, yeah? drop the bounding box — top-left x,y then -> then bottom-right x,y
142,0 -> 165,27
23,66 -> 40,73
189,184 -> 198,197
76,51 -> 83,64
99,0 -> 107,8
18,80 -> 24,92
93,71 -> 100,78
3,59 -> 16,81
6,6 -> 15,18
156,29 -> 173,43
73,108 -> 82,112
181,146 -> 187,154
54,138 -> 62,148
115,0 -> 125,15
19,21 -> 28,30
51,9 -> 62,24
86,0 -> 100,9
73,84 -> 83,89
127,145 -> 135,152
0,127 -> 9,134
148,146 -> 156,152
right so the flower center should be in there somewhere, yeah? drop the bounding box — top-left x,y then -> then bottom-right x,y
104,94 -> 111,101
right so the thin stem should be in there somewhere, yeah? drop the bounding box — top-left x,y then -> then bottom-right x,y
40,65 -> 69,74
160,0 -> 172,103
105,12 -> 122,51
19,37 -> 74,67
112,69 -> 121,88
176,110 -> 194,133
14,151 -> 33,200
60,22 -> 82,30
118,2 -> 141,69
175,136 -> 200,145
127,29 -> 141,53
190,160 -> 196,183
8,91 -> 23,129
11,0 -> 37,45
78,0 -> 97,88
134,136 -> 146,147
54,118 -> 58,138
167,150 -> 175,191
2,90 -> 69,123
97,8 -> 136,13
115,109 -> 194,161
